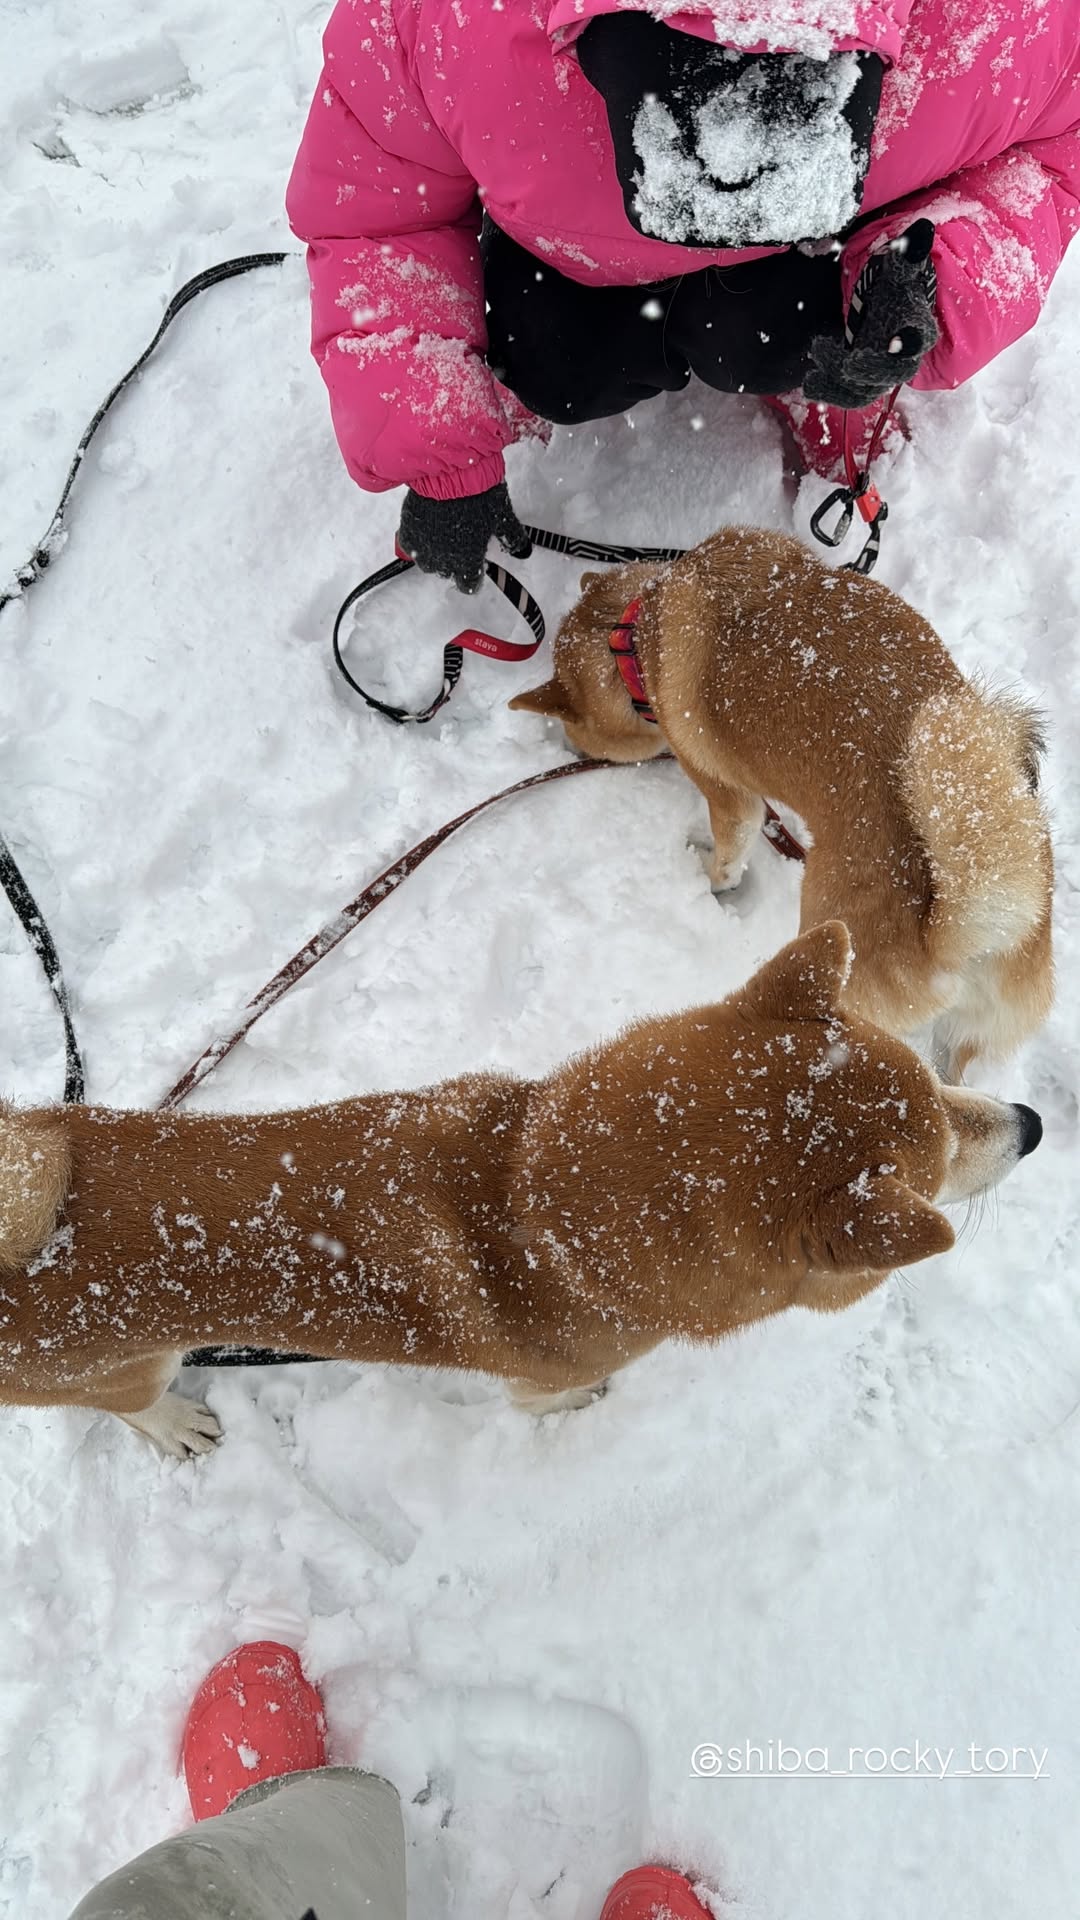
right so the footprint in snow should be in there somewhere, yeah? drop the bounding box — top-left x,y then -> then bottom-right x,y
50,38 -> 194,118
414,1688 -> 647,1920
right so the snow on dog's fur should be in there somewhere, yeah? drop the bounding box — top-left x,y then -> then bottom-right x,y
0,927 -> 1041,1454
510,527 -> 1054,1079
0,1108 -> 70,1274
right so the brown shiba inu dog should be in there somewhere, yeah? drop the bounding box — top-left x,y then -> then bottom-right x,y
509,527 -> 1054,1080
0,926 -> 1041,1456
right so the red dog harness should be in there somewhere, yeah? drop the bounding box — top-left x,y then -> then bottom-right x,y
609,597 -> 656,722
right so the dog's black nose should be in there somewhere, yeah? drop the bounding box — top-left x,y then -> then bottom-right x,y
1013,1104 -> 1043,1158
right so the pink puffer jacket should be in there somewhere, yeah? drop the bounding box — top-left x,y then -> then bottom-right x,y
287,0 -> 1080,501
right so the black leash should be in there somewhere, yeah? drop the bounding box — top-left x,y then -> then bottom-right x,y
1,252 -> 289,1108
0,252 -> 288,615
0,836 -> 85,1103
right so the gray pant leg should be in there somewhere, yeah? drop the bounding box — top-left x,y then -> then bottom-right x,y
68,1768 -> 405,1920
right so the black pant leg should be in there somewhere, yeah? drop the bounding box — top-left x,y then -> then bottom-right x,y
481,218 -> 690,423
666,248 -> 843,396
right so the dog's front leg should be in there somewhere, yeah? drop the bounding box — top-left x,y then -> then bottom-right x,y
118,1389 -> 223,1458
696,781 -> 765,892
75,1352 -> 222,1457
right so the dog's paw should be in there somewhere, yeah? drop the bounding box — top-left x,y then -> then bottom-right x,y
119,1390 -> 222,1458
693,842 -> 749,893
509,1379 -> 608,1415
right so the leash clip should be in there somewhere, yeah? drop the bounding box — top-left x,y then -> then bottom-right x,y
809,484 -> 855,550
808,464 -> 882,549
809,386 -> 899,576
809,470 -> 887,575
809,477 -> 888,575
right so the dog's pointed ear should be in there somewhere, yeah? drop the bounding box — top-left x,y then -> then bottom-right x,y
806,1175 -> 955,1275
509,679 -> 572,718
739,921 -> 853,1023
579,569 -> 603,593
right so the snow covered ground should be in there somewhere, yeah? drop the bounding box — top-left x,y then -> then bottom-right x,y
2,3 -> 1079,1917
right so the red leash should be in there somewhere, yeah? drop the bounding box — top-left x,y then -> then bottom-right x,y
161,754 -> 804,1110
840,382 -> 901,525
162,760 -> 614,1108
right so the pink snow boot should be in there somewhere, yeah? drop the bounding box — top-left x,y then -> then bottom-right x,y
599,1865 -> 715,1920
182,1641 -> 328,1820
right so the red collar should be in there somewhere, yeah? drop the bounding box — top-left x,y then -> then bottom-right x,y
608,596 -> 657,724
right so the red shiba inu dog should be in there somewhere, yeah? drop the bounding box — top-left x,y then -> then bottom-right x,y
0,926 -> 1041,1455
510,526 -> 1054,1080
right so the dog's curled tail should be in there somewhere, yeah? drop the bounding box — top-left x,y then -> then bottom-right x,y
901,685 -> 1051,965
0,1105 -> 70,1273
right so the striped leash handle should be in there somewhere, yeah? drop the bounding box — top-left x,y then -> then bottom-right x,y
332,528 -> 686,726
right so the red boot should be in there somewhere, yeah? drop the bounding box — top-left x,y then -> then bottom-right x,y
764,390 -> 907,480
600,1866 -> 715,1920
181,1641 -> 328,1821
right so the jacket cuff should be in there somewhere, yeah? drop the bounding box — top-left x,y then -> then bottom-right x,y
408,451 -> 507,502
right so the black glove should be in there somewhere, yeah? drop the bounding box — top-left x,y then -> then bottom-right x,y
397,481 -> 532,594
803,219 -> 939,409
